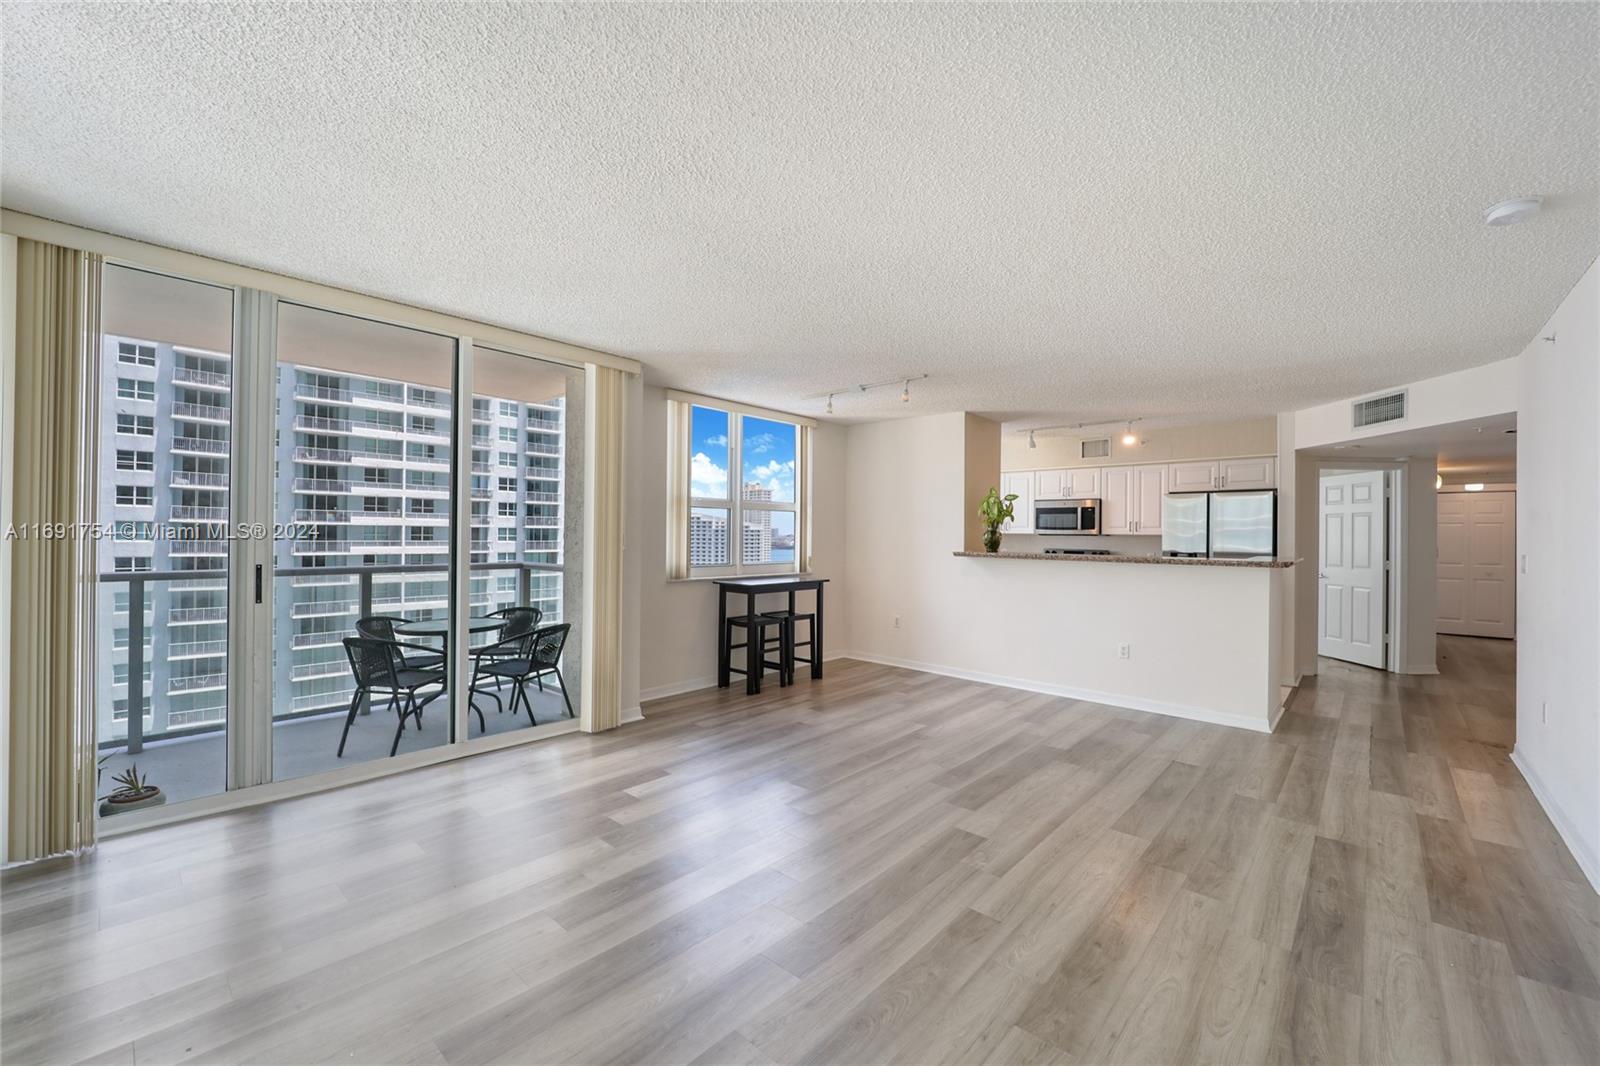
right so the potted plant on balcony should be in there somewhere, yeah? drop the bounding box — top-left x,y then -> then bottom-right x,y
977,487 -> 1019,553
99,764 -> 165,816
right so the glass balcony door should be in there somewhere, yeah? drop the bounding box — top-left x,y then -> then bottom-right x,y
95,265 -> 237,815
268,303 -> 459,782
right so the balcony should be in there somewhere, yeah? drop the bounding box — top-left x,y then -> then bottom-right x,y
293,507 -> 351,523
295,414 -> 353,434
524,443 -> 562,458
170,505 -> 228,521
168,539 -> 228,556
293,476 -> 353,494
97,561 -> 569,808
172,401 -> 231,424
294,382 -> 353,403
172,366 -> 232,390
173,436 -> 230,456
171,470 -> 230,489
169,605 -> 227,624
294,445 -> 352,464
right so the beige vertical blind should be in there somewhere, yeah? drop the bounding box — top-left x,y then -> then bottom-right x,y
6,239 -> 101,863
664,397 -> 692,580
581,364 -> 627,733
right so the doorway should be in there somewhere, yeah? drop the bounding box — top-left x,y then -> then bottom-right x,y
1437,489 -> 1516,639
1317,469 -> 1388,668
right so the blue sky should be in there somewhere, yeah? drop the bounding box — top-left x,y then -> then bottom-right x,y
690,407 -> 795,501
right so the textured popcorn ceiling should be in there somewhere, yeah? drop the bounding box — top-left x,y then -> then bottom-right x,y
4,2 -> 1597,425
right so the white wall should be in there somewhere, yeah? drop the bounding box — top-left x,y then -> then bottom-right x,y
635,385 -> 850,701
844,412 -> 1285,731
1002,416 -> 1276,471
1294,357 -> 1519,451
1513,256 -> 1600,890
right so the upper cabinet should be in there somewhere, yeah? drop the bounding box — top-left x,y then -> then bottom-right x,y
1168,460 -> 1220,493
1001,471 -> 1033,533
1218,456 -> 1276,491
1034,467 -> 1100,500
1101,464 -> 1167,534
1133,463 -> 1169,534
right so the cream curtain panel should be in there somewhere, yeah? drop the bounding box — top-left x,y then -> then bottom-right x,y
6,239 -> 101,863
664,396 -> 692,580
581,364 -> 627,733
796,423 -> 814,572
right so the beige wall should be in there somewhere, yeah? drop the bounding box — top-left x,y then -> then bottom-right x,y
963,414 -> 1002,552
845,411 -> 1285,730
635,385 -> 850,701
1001,416 -> 1276,471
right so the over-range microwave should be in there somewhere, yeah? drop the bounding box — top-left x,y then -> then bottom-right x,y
1034,498 -> 1101,536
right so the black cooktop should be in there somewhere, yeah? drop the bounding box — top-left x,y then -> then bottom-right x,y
1043,548 -> 1114,556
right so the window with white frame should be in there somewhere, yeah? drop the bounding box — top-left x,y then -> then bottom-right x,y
678,401 -> 806,576
117,377 -> 156,401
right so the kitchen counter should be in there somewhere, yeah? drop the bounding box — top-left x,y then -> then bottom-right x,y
953,550 -> 1296,569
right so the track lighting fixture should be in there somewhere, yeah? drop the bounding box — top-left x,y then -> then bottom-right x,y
1122,421 -> 1138,446
816,374 -> 927,414
1028,429 -> 1036,449
901,379 -> 911,403
825,393 -> 834,415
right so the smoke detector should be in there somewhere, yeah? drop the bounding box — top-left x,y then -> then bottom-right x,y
1484,197 -> 1542,226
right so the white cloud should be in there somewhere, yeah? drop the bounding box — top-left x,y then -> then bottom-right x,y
691,452 -> 727,498
749,458 -> 794,481
704,434 -> 727,447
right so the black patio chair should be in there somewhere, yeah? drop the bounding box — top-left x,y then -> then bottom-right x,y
470,622 -> 574,724
340,636 -> 452,758
468,606 -> 542,713
355,615 -> 444,670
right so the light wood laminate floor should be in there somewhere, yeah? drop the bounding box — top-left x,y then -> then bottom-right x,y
3,636 -> 1596,1065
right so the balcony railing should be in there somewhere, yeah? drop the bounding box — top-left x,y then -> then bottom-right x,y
294,382 -> 353,403
170,505 -> 228,521
172,401 -> 231,423
100,561 -> 563,752
294,446 -> 352,464
172,470 -> 231,489
294,477 -> 353,494
173,366 -> 232,390
294,508 -> 352,523
173,436 -> 230,456
295,414 -> 353,434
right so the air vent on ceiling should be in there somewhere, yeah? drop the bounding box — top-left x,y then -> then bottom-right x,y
1081,438 -> 1111,459
1352,390 -> 1407,429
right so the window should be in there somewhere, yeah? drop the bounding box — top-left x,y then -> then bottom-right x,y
498,501 -> 517,517
113,556 -> 152,573
117,377 -> 156,401
116,485 -> 154,507
498,425 -> 518,442
498,450 -> 517,467
498,476 -> 517,493
116,413 -> 155,436
118,341 -> 157,366
116,449 -> 154,471
675,399 -> 807,576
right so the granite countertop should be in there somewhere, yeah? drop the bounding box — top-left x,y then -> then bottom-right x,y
953,550 -> 1297,569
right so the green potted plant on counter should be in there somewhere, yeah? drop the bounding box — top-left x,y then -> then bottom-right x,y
977,487 -> 1019,553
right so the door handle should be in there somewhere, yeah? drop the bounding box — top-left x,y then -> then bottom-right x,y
254,564 -> 263,604
1318,572 -> 1327,579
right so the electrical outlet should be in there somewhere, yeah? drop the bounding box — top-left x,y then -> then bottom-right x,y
1118,643 -> 1131,660
893,615 -> 901,630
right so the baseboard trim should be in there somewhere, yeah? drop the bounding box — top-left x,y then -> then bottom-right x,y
621,705 -> 645,724
1510,748 -> 1600,894
639,652 -> 852,705
837,650 -> 1277,734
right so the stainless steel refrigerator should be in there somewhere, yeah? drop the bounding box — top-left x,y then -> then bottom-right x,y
1161,490 -> 1277,558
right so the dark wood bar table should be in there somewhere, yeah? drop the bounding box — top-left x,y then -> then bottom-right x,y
713,576 -> 828,693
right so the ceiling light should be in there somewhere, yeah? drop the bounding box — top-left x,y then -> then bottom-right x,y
1436,473 -> 1443,490
1028,430 -> 1037,449
825,393 -> 834,415
1121,420 -> 1139,446
901,379 -> 911,403
1484,197 -> 1542,227
1465,483 -> 1485,492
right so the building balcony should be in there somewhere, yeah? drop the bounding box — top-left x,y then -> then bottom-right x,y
294,446 -> 352,464
173,436 -> 230,456
524,443 -> 561,458
291,599 -> 356,619
294,382 -> 353,404
170,505 -> 228,521
406,392 -> 450,411
295,414 -> 353,434
168,539 -> 229,556
293,476 -> 353,494
167,673 -> 227,694
169,639 -> 228,659
171,470 -> 231,489
169,606 -> 227,625
172,366 -> 232,390
172,401 -> 231,424
293,508 -> 351,524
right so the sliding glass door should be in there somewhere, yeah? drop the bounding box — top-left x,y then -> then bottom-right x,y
91,262 -> 588,822
95,264 -> 236,811
270,303 -> 458,780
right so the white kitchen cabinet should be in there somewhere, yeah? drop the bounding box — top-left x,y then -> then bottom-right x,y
1217,456 -> 1276,490
1100,466 -> 1134,534
1100,463 -> 1167,534
1001,471 -> 1033,533
1034,468 -> 1067,500
1065,467 -> 1100,498
1133,463 -> 1168,534
1168,460 -> 1220,492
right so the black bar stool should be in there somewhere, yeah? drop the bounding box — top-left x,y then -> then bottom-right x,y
763,608 -> 815,678
724,613 -> 793,692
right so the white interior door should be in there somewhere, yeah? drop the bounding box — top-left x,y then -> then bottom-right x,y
1318,471 -> 1386,668
1437,491 -> 1516,638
